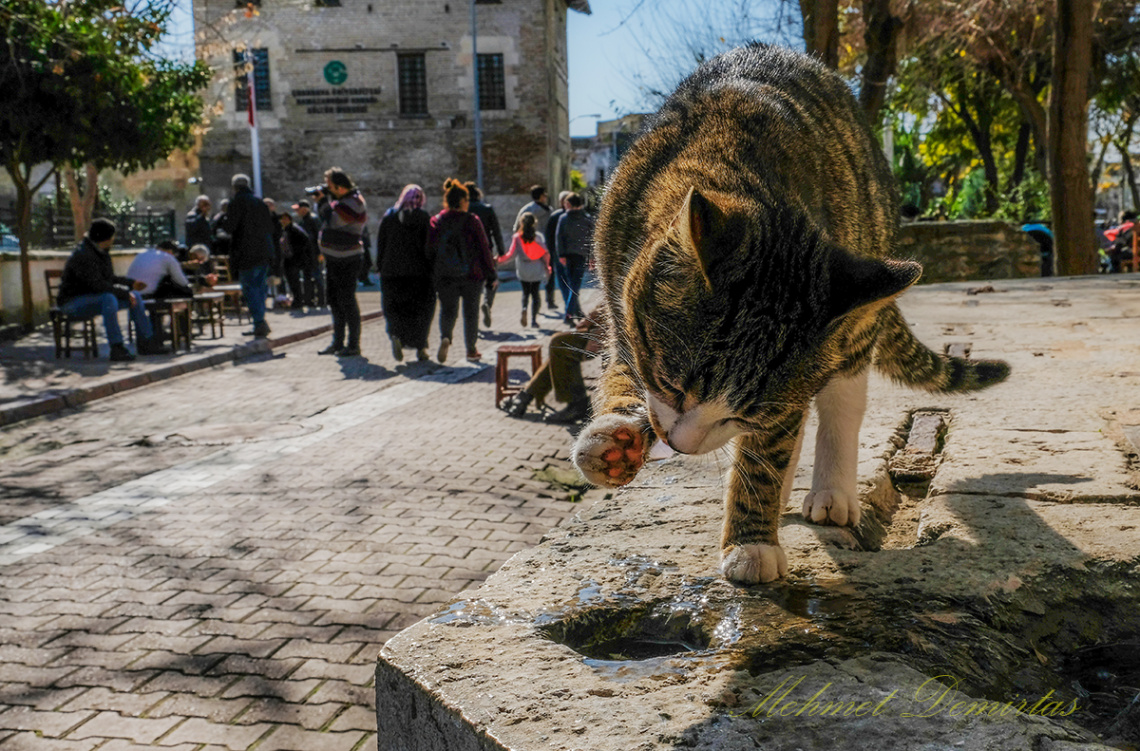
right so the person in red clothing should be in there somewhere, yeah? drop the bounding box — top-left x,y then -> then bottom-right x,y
426,178 -> 497,363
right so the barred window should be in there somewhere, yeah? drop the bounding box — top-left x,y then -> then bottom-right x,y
234,48 -> 271,111
477,53 -> 505,111
398,54 -> 428,116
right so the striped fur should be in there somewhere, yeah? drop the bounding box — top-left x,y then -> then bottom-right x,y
571,44 -> 1009,584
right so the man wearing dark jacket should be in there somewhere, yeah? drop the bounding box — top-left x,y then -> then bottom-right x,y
219,174 -> 274,338
293,199 -> 325,307
185,195 -> 212,249
555,192 -> 594,323
544,190 -> 572,312
278,212 -> 309,310
465,182 -> 505,326
58,218 -> 164,361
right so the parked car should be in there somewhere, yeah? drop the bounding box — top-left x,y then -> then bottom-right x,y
0,223 -> 19,249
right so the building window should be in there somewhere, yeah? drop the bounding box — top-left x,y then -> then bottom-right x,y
477,53 -> 505,111
398,54 -> 428,116
234,48 -> 271,112
475,0 -> 502,4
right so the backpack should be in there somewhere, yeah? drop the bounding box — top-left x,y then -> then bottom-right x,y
433,222 -> 471,278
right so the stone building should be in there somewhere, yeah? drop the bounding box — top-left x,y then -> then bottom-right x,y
192,0 -> 591,223
570,113 -> 645,190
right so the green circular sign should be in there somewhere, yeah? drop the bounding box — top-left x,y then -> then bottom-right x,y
324,60 -> 347,86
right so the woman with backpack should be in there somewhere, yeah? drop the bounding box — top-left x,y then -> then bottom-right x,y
426,178 -> 497,363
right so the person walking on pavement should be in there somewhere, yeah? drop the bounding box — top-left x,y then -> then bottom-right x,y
316,167 -> 368,357
219,173 -> 274,338
185,195 -> 213,250
57,218 -> 165,361
497,212 -> 550,328
513,185 -> 554,309
376,184 -> 434,363
465,182 -> 505,327
544,190 -> 572,313
292,198 -> 325,307
554,192 -> 594,323
427,178 -> 497,363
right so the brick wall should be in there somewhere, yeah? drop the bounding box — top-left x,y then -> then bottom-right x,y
897,220 -> 1043,283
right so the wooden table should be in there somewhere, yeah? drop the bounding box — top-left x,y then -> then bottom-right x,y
213,283 -> 245,324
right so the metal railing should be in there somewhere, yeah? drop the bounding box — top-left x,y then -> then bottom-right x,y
0,205 -> 176,249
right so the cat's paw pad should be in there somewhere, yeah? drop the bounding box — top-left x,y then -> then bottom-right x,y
573,413 -> 649,488
720,543 -> 788,584
802,488 -> 861,527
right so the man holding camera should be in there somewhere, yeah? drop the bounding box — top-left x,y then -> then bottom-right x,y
314,168 -> 367,357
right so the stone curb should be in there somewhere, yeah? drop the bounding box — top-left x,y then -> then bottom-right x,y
0,310 -> 383,428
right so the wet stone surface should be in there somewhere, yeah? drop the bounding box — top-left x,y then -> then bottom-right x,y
377,277 -> 1140,751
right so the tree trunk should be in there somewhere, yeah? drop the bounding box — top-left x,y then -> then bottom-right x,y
1006,121 -> 1032,193
859,0 -> 903,127
800,0 -> 839,68
64,163 -> 100,242
1048,0 -> 1096,276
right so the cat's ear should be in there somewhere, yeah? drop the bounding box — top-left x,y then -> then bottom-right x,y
827,247 -> 922,318
672,187 -> 743,286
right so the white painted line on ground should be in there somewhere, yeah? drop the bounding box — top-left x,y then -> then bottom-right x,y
0,355 -> 501,565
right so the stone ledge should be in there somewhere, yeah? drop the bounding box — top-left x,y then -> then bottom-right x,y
376,277 -> 1140,751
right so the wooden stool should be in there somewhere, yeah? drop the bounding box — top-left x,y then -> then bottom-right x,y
192,292 -> 225,339
495,343 -> 543,408
136,298 -> 193,352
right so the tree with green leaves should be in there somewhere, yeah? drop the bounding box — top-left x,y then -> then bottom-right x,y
0,0 -> 210,328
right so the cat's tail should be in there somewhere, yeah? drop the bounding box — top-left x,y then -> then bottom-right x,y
873,304 -> 1010,393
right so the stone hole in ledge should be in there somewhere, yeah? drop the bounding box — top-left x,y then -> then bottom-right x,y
540,602 -> 713,661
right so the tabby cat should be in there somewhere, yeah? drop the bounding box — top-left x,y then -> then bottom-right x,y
572,44 -> 1009,585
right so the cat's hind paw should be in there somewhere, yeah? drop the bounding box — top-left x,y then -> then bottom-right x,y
720,543 -> 788,584
802,488 -> 861,527
573,413 -> 650,488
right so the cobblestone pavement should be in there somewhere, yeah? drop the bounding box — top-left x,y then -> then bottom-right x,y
0,283 -> 602,750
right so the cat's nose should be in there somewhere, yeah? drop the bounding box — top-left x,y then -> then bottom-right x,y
664,426 -> 703,455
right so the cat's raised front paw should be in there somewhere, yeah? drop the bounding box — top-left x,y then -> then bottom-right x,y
573,413 -> 649,488
802,488 -> 861,527
720,543 -> 788,584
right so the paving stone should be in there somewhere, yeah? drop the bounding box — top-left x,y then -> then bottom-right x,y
156,717 -> 274,750
0,731 -> 100,750
55,688 -> 168,717
0,707 -> 93,737
233,698 -> 342,730
0,290 -> 599,750
65,711 -> 182,744
144,694 -> 253,724
254,725 -> 367,751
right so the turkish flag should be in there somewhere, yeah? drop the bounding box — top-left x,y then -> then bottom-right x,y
247,71 -> 256,128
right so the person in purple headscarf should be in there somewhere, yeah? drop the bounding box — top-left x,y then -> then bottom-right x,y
375,184 -> 435,362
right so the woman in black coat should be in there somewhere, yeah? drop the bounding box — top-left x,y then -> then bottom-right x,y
375,184 -> 434,362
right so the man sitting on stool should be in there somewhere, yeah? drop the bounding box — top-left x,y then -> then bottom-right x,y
57,218 -> 165,361
127,239 -> 199,340
502,305 -> 604,424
